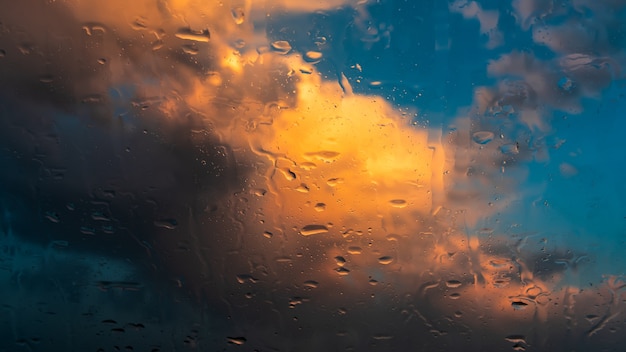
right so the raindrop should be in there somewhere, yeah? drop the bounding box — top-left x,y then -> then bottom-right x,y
500,143 -> 519,155
262,231 -> 273,238
300,224 -> 329,236
231,7 -> 245,24
175,27 -> 210,42
472,131 -> 494,145
446,280 -> 462,288
97,58 -> 107,65
44,211 -> 60,223
505,335 -> 527,344
154,219 -> 178,229
295,183 -> 310,193
334,256 -> 346,266
303,280 -> 319,288
378,256 -> 393,265
82,23 -> 106,36
511,301 -> 528,310
270,40 -> 292,54
347,246 -> 362,254
389,199 -> 407,208
449,293 -> 461,299
182,44 -> 199,55
335,267 -> 350,276
558,77 -> 574,92
0,49 -> 5,58
227,337 -> 246,345
304,51 -> 323,63
39,74 -> 54,83
314,203 -> 326,212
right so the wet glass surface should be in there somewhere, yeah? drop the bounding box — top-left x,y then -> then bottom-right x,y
1,0 -> 626,351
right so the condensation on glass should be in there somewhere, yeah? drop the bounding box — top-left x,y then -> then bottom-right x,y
1,0 -> 625,351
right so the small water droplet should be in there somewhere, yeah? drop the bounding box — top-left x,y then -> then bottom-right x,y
335,267 -> 350,276
335,256 -> 346,266
472,131 -> 494,145
154,219 -> 178,229
511,301 -> 528,310
378,256 -> 393,265
227,337 -> 246,345
295,183 -> 309,193
304,51 -> 323,63
558,76 -> 574,92
231,7 -> 245,24
303,280 -> 319,288
82,23 -> 106,36
389,199 -> 407,208
97,58 -> 107,65
0,49 -> 5,58
175,27 -> 210,42
446,280 -> 462,288
369,279 -> 378,285
270,40 -> 292,54
326,178 -> 343,187
314,203 -> 326,212
182,44 -> 199,55
263,231 -> 273,238
500,143 -> 519,155
347,246 -> 362,254
44,211 -> 60,223
300,224 -> 329,236
449,292 -> 461,299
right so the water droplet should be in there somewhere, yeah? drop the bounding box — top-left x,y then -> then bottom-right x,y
472,131 -> 494,145
300,224 -> 329,236
270,40 -> 292,54
82,23 -> 106,36
378,256 -> 393,265
263,231 -> 273,238
347,246 -> 362,254
335,256 -> 346,266
304,51 -> 323,63
511,301 -> 528,310
97,58 -> 107,65
182,44 -> 199,55
175,27 -> 210,42
231,7 -> 245,24
295,183 -> 310,193
326,178 -> 344,187
130,17 -> 148,30
303,280 -> 319,288
369,279 -> 378,285
39,74 -> 54,83
314,203 -> 326,212
154,219 -> 178,229
558,77 -> 574,92
305,150 -> 340,162
505,335 -> 526,344
500,143 -> 519,155
0,49 -> 5,58
236,274 -> 258,284
80,226 -> 96,235
227,337 -> 247,345
335,267 -> 350,276
449,292 -> 461,299
446,280 -> 462,288
389,199 -> 407,208
44,211 -> 60,223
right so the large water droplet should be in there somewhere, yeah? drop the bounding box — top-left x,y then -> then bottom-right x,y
472,131 -> 494,145
500,143 -> 519,155
304,51 -> 323,63
175,28 -> 211,42
446,280 -> 462,288
300,224 -> 329,236
270,40 -> 292,54
389,199 -> 407,208
378,256 -> 393,265
231,7 -> 245,24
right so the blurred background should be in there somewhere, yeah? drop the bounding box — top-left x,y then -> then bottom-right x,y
1,0 -> 626,351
